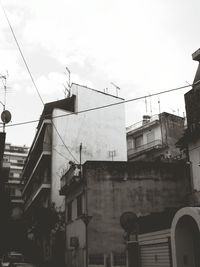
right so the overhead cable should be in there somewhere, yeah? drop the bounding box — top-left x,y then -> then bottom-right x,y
0,3 -> 79,163
0,82 -> 193,129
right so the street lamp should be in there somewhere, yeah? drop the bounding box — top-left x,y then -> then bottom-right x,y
0,100 -> 5,132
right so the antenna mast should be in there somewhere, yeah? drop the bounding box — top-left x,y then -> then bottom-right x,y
158,98 -> 161,114
63,66 -> 71,98
145,96 -> 148,113
0,73 -> 10,132
149,94 -> 152,116
110,82 -> 120,97
66,67 -> 71,87
0,74 -> 7,107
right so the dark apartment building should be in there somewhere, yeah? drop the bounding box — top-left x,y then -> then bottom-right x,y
3,143 -> 29,218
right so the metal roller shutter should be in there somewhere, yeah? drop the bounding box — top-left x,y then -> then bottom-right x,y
140,242 -> 171,267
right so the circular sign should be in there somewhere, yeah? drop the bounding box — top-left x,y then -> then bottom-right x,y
120,211 -> 138,233
1,110 -> 11,124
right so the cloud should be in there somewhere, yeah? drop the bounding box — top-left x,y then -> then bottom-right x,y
1,0 -> 200,145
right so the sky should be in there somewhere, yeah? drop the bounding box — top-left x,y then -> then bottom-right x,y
0,0 -> 200,146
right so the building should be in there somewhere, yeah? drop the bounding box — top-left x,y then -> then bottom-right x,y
126,112 -> 185,162
183,48 -> 200,205
3,143 -> 29,218
136,48 -> 200,267
22,83 -> 127,264
0,132 -> 11,254
60,160 -> 189,267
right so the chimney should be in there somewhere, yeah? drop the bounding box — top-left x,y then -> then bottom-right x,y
192,48 -> 200,87
142,115 -> 151,125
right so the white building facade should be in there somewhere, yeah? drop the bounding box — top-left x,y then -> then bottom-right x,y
22,83 -> 127,264
51,83 -> 127,207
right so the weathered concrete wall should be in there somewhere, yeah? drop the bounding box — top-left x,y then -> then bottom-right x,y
52,84 -> 127,208
160,113 -> 184,158
85,161 -> 190,254
188,139 -> 200,191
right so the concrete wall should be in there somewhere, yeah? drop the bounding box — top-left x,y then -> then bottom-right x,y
188,139 -> 200,191
51,84 -> 127,208
160,113 -> 184,158
84,161 -> 189,255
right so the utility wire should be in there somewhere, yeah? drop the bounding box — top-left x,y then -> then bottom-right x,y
52,120 -> 78,163
0,82 -> 194,129
1,3 -> 79,163
51,83 -> 192,120
53,147 -> 71,161
0,3 -> 44,106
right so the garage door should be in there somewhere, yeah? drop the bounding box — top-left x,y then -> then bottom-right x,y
140,242 -> 171,267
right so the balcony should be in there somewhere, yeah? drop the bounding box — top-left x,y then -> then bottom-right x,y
128,139 -> 164,159
11,195 -> 24,204
24,176 -> 51,211
60,165 -> 81,195
22,151 -> 51,197
126,114 -> 159,133
23,121 -> 52,182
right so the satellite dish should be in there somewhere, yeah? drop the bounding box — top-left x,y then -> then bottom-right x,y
120,211 -> 138,233
1,110 -> 11,124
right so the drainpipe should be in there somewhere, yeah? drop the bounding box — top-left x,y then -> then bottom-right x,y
82,169 -> 92,267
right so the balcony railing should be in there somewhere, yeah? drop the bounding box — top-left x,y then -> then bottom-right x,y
11,195 -> 24,203
60,165 -> 81,195
24,176 -> 51,211
126,114 -> 159,133
128,139 -> 164,158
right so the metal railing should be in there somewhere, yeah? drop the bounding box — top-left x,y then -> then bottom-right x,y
127,139 -> 163,157
60,165 -> 81,192
126,114 -> 159,133
24,176 -> 51,210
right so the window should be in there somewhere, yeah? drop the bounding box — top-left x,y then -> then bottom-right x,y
135,135 -> 143,148
67,201 -> 72,222
10,188 -> 16,196
13,173 -> 20,178
127,137 -> 134,149
77,194 -> 83,217
147,130 -> 155,143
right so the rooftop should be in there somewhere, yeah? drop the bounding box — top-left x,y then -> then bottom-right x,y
72,83 -> 124,100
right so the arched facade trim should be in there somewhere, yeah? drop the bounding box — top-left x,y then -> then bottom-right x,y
171,207 -> 200,267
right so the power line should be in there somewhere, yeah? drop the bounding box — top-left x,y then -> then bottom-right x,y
52,120 -> 78,163
0,82 -> 193,129
52,83 -> 192,120
0,2 -> 79,163
53,147 -> 72,161
0,3 -> 44,106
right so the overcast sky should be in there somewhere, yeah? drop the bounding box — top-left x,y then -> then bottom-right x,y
0,0 -> 200,146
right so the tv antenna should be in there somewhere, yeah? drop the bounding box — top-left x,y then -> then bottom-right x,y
148,93 -> 152,116
62,83 -> 70,98
110,82 -> 120,97
0,73 -> 11,132
65,67 -> 71,87
0,74 -> 7,106
158,98 -> 161,114
145,96 -> 148,113
108,150 -> 116,161
63,66 -> 71,98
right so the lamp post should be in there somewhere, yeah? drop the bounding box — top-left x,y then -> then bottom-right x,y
0,100 -> 5,132
120,212 -> 140,267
